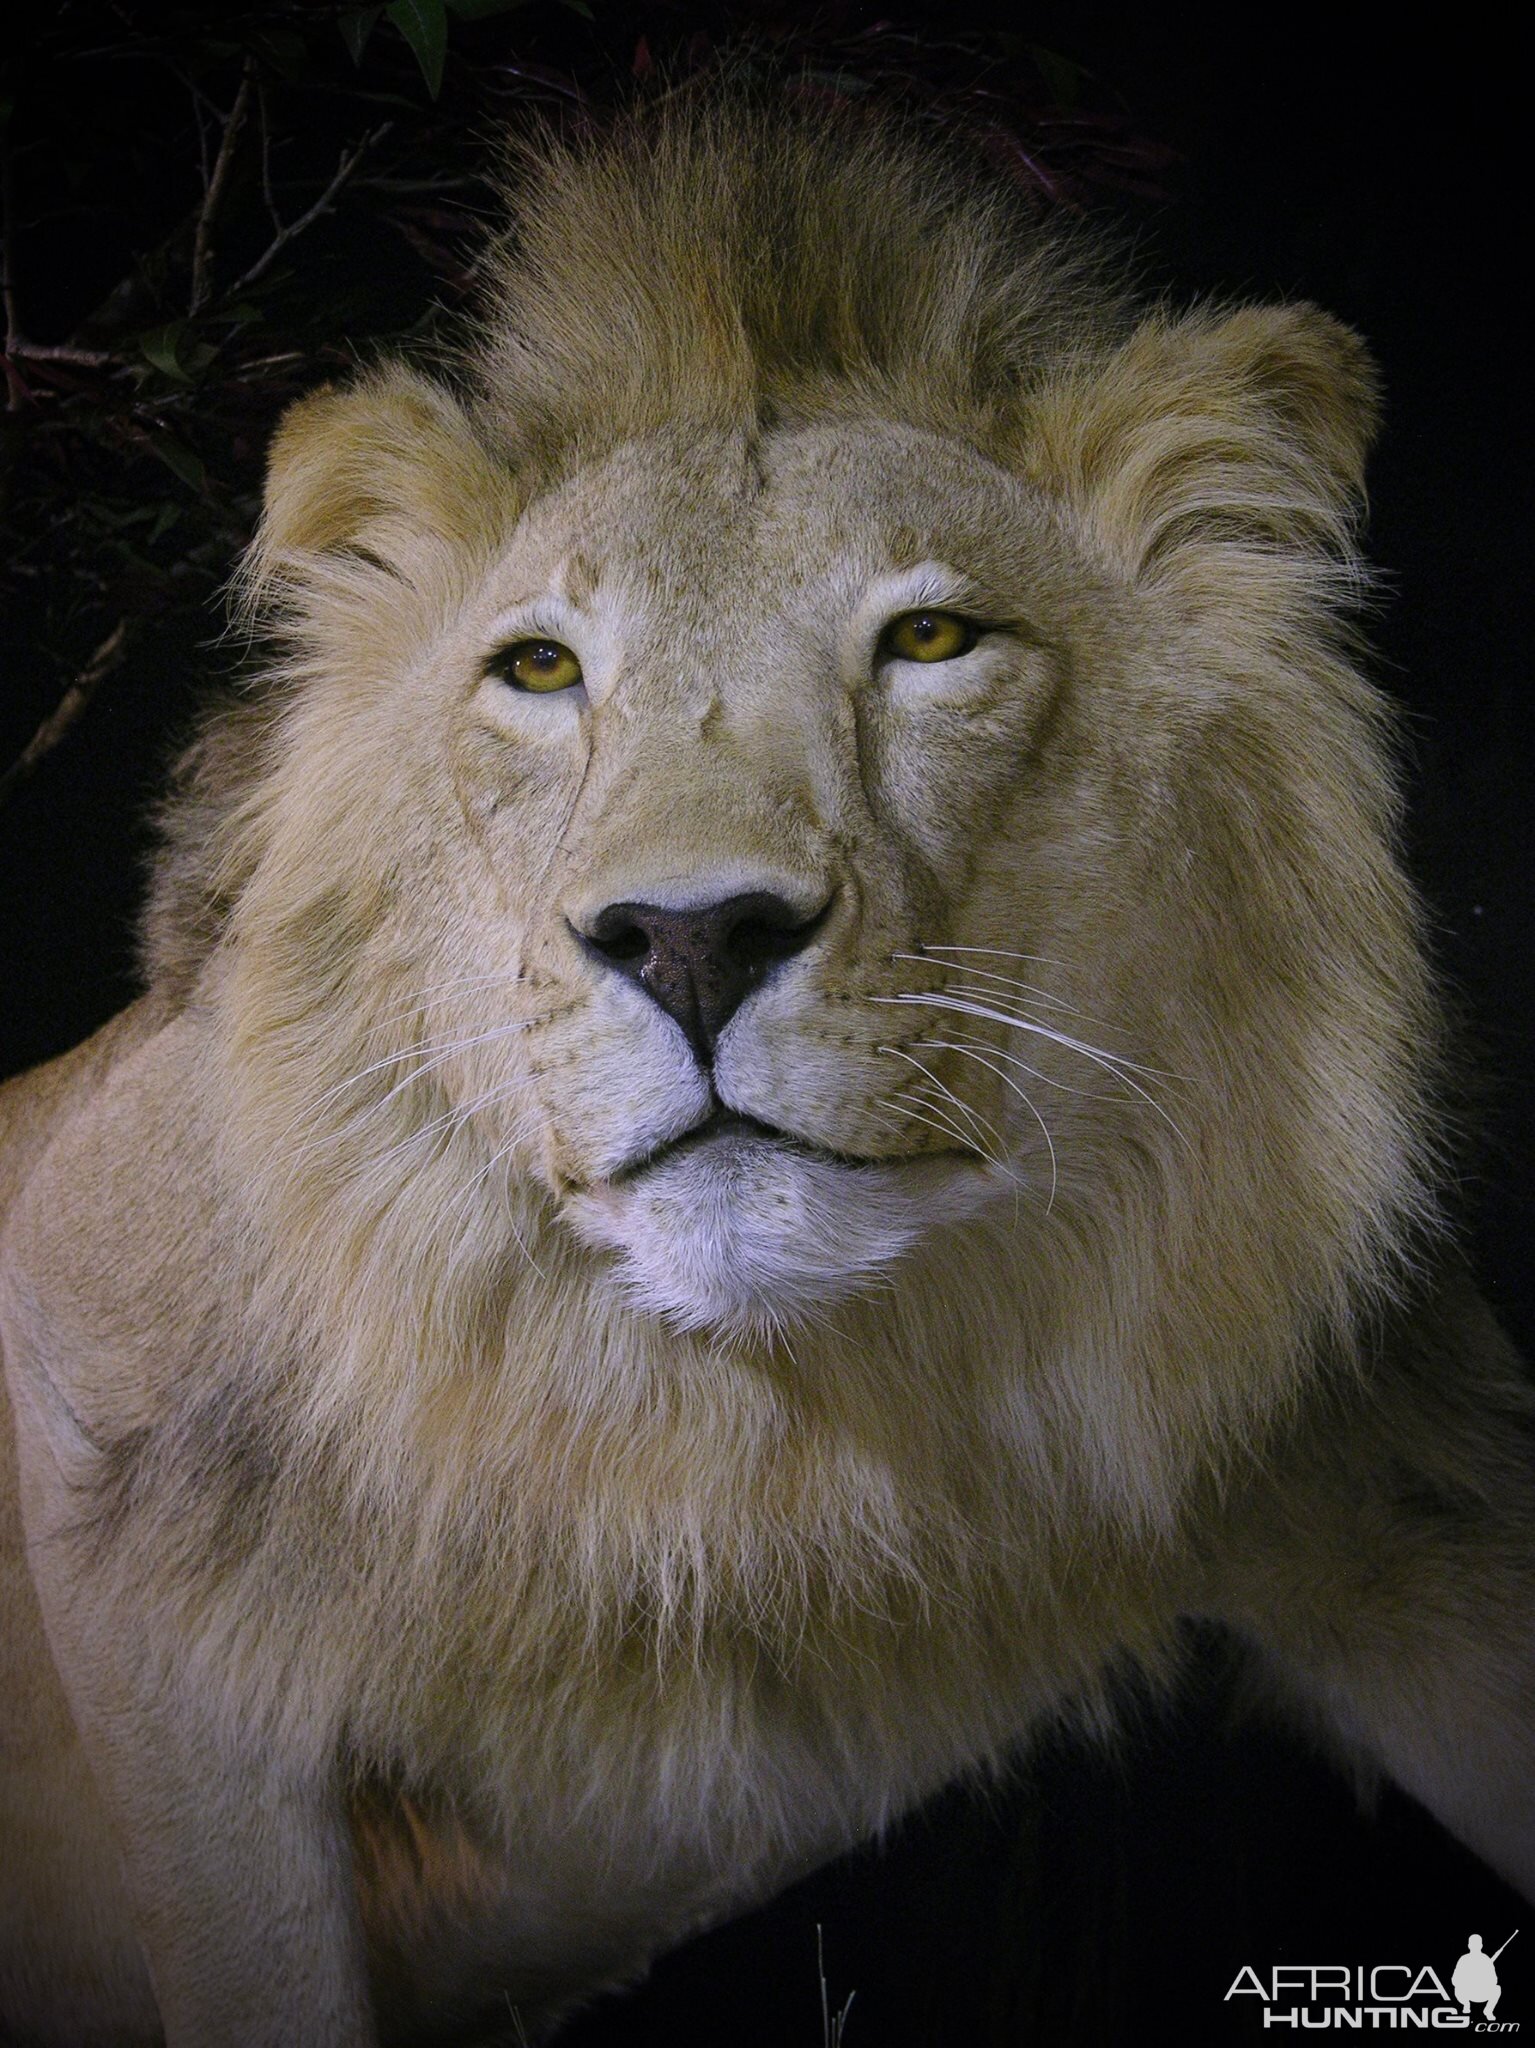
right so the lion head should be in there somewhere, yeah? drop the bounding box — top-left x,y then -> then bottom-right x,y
140,103 -> 1439,1547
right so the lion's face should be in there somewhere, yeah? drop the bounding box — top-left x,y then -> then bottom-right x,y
362,418 -> 1117,1339
194,200 -> 1431,1514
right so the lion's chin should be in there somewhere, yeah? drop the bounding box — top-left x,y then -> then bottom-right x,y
564,1125 -> 997,1345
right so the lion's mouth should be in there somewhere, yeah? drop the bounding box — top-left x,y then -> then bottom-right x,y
609,1106 -> 881,1184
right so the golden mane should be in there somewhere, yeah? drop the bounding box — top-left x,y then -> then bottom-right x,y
473,100 -> 1127,456
125,106 -> 1441,1555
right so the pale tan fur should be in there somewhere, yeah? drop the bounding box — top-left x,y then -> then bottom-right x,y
2,102 -> 1532,2046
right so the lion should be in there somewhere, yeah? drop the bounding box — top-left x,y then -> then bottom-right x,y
1,99 -> 1532,2046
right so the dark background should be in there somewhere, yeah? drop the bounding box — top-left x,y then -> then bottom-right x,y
2,7 -> 1529,2043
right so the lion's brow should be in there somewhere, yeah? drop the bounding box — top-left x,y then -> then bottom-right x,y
559,549 -> 604,608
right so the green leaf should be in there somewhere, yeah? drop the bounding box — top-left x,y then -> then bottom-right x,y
151,436 -> 207,493
339,6 -> 384,65
386,0 -> 449,97
138,323 -> 219,387
83,504 -> 149,534
139,322 -> 191,384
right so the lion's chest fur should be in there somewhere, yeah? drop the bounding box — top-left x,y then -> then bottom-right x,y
323,1393 -> 1121,1823
331,1449 -> 1135,2029
229,1323 -> 1159,2024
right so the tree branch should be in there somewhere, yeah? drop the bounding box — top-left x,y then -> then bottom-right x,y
257,83 -> 284,240
6,340 -> 115,367
230,124 -> 391,296
0,621 -> 132,809
189,60 -> 254,317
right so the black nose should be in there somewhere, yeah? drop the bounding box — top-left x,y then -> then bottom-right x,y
572,890 -> 832,1060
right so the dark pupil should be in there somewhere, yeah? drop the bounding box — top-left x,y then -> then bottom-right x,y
529,643 -> 560,669
911,614 -> 942,642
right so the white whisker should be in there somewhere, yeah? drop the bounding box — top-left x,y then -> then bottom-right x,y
438,1132 -> 544,1277
879,1046 -> 1009,1160
904,1082 -> 1006,1170
901,1081 -> 1028,1232
368,1021 -> 539,1115
916,1037 -> 1058,1213
911,943 -> 1076,971
890,951 -> 1085,1020
299,1018 -> 539,1130
364,1076 -> 534,1176
874,1096 -> 977,1159
870,990 -> 1191,1150
913,1030 -> 1110,1100
939,981 -> 1181,1082
874,1098 -> 1029,1228
363,973 -> 525,1036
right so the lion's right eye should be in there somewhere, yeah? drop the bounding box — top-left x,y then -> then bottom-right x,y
880,610 -> 979,664
486,640 -> 584,694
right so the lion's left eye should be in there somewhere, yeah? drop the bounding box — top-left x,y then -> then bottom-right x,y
486,639 -> 584,694
880,611 -> 979,663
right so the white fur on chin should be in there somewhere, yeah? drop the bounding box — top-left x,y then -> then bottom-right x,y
565,1132 -> 1000,1344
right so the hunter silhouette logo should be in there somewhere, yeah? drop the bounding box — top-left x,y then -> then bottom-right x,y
1454,1933 -> 1517,2023
1224,1929 -> 1520,2030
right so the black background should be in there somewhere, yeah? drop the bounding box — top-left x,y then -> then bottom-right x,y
2,8 -> 1530,2044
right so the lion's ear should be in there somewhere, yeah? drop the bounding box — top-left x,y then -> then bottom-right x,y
242,365 -> 513,613
1021,304 -> 1379,592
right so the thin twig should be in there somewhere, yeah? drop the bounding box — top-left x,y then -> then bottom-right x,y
188,74 -> 211,193
6,340 -> 115,367
257,82 -> 283,238
0,621 -> 131,808
2,141 -> 18,355
189,59 -> 254,316
230,124 -> 390,296
2,124 -> 26,410
232,348 -> 309,372
357,173 -> 478,195
1,149 -> 117,373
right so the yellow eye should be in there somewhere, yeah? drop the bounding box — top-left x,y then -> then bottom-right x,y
489,639 -> 584,694
882,610 -> 979,663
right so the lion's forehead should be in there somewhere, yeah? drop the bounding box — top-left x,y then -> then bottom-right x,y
499,422 -> 1038,630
